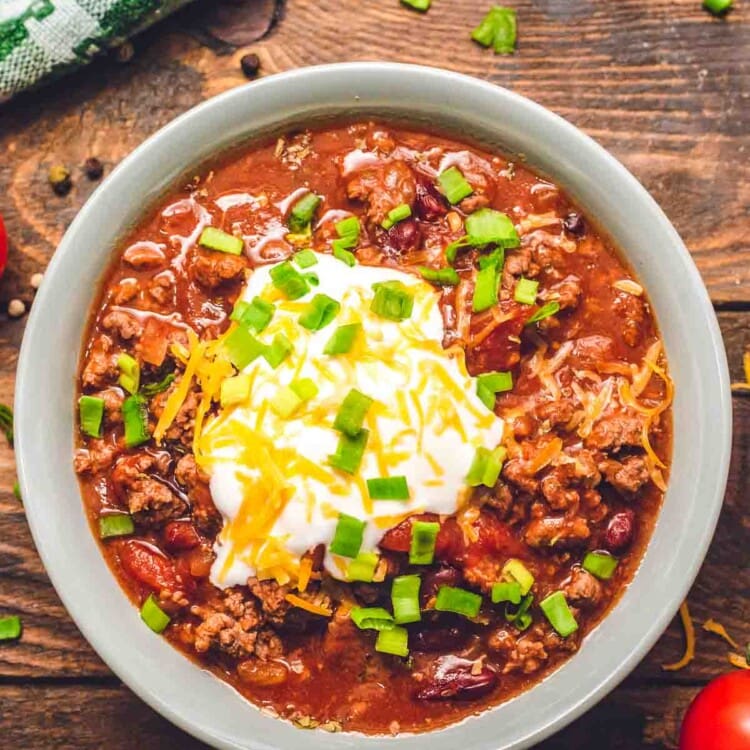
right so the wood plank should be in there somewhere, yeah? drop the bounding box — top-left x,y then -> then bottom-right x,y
0,680 -> 697,749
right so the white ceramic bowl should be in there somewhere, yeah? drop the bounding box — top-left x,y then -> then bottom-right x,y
15,63 -> 731,749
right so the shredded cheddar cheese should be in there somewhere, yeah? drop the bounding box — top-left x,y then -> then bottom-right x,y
703,618 -> 739,649
662,601 -> 695,671
284,593 -> 332,617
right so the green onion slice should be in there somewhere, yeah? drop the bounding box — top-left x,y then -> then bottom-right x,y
288,193 -> 321,233
471,6 -> 517,55
466,446 -> 507,488
367,476 -> 410,501
329,513 -> 366,557
502,558 -> 535,595
438,167 -> 473,204
140,373 -> 176,397
269,385 -> 303,418
269,261 -> 311,300
117,353 -> 140,394
382,203 -> 412,230
78,395 -> 104,438
323,323 -> 362,355
293,249 -> 318,268
220,374 -> 251,407
526,300 -> 560,325
417,266 -> 460,286
540,591 -> 578,637
0,615 -> 22,641
262,333 -> 293,369
298,294 -> 341,331
491,581 -> 521,605
476,370 -> 513,410
445,236 -> 472,265
375,625 -> 409,657
222,327 -> 265,370
371,281 -> 414,321
478,247 -> 506,270
505,592 -> 534,630
514,277 -> 539,306
198,226 -> 244,255
582,552 -> 619,580
335,216 -> 361,243
328,429 -> 370,475
392,575 -> 422,624
99,514 -> 135,539
401,0 -> 431,10
331,242 -> 357,267
333,389 -> 373,437
409,521 -> 440,565
465,209 -> 520,248
231,296 -> 275,332
289,377 -> 319,402
472,263 -> 500,312
122,394 -> 150,448
347,552 -> 380,583
140,594 -> 171,634
435,586 -> 482,619
350,606 -> 395,630
703,0 -> 732,14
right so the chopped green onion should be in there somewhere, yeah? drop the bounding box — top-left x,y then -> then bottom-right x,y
305,272 -> 320,286
323,323 -> 362,355
435,586 -> 482,619
505,593 -> 534,630
198,226 -> 244,255
335,216 -> 361,243
298,293 -> 341,331
116,353 -> 140,394
540,591 -> 578,637
348,552 -> 380,583
140,373 -> 176,397
476,370 -> 513,410
0,615 -> 22,641
269,385 -> 303,418
418,266 -> 460,286
78,395 -> 104,438
333,389 -> 373,437
99,513 -> 135,539
329,513 -> 365,557
328,429 -> 370,474
582,552 -> 619,580
220,374 -> 251,407
263,333 -> 293,369
331,241 -> 357,266
465,209 -> 520,247
491,581 -> 522,605
140,594 -> 170,634
409,521 -> 440,565
445,236 -> 471,265
288,193 -> 321,233
371,281 -> 414,321
502,559 -> 535,595
472,263 -> 500,312
12,481 -> 21,502
222,327 -> 265,369
514,277 -> 539,305
375,625 -> 409,657
289,378 -> 319,402
122,394 -> 150,448
401,0 -> 431,10
466,446 -> 507,487
471,6 -> 517,55
703,0 -> 732,14
350,606 -> 395,630
367,476 -> 410,501
0,404 -> 13,447
231,296 -> 275,332
392,575 -> 421,624
269,261 -> 311,300
526,300 -> 560,325
478,247 -> 506,270
382,203 -> 412,230
293,249 -> 318,268
438,167 -> 473,204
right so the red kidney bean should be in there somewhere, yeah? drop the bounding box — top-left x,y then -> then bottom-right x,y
384,217 -> 420,255
420,565 -> 463,606
414,177 -> 448,221
411,625 -> 467,653
416,663 -> 498,701
563,211 -> 586,237
163,521 -> 200,552
604,509 -> 635,552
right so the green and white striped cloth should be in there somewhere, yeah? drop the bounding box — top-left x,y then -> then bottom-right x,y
0,0 -> 191,101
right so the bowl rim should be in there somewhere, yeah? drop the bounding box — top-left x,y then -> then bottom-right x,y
15,62 -> 732,750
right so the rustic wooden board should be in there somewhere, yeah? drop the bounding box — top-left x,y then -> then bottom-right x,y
0,0 -> 748,746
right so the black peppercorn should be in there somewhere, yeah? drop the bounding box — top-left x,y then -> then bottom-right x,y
48,165 -> 72,196
240,53 -> 261,80
83,157 -> 104,181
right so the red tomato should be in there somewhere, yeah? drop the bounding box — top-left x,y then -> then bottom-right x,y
118,540 -> 179,592
0,214 -> 7,279
679,671 -> 750,750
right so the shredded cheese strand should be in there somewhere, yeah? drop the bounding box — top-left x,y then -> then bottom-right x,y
662,601 -> 695,671
702,618 -> 740,649
284,593 -> 332,617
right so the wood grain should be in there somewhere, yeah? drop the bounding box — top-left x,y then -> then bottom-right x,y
0,0 -> 747,746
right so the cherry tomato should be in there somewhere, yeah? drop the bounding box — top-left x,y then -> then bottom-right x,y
679,671 -> 750,750
0,214 -> 7,279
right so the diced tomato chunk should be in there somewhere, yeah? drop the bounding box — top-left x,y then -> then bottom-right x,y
118,540 -> 179,592
378,513 -> 439,553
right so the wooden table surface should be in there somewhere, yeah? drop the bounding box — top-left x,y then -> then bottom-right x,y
0,0 -> 748,747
